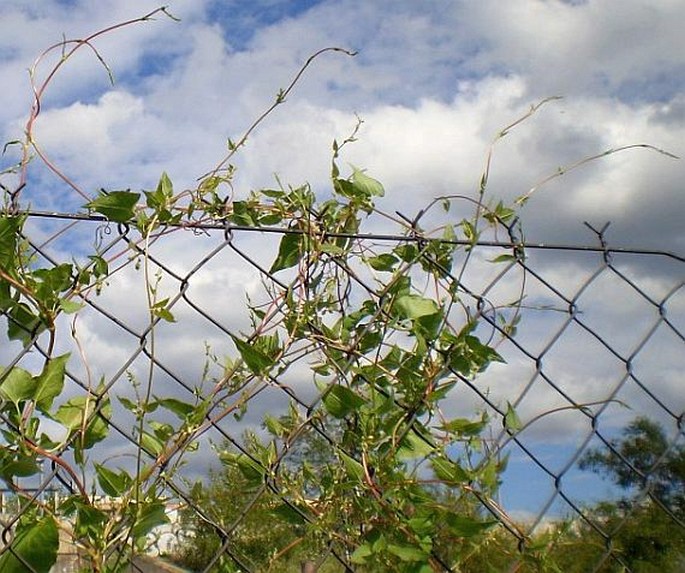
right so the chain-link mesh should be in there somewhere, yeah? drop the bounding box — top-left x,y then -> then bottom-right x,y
0,201 -> 682,572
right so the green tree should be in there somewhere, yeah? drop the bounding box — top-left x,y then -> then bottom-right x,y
173,429 -> 341,572
547,417 -> 685,572
174,425 -> 514,572
580,417 -> 685,516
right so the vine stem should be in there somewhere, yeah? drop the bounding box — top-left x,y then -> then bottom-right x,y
516,143 -> 679,205
199,47 -> 357,182
24,439 -> 89,499
17,6 -> 177,202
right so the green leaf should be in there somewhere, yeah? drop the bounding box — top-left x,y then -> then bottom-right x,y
461,218 -> 478,244
350,166 -> 385,197
54,395 -> 110,450
264,414 -> 283,436
447,329 -> 504,376
53,397 -> 90,431
58,298 -> 84,314
140,431 -> 164,456
504,402 -> 522,432
0,367 -> 37,405
34,354 -> 69,414
253,332 -> 281,358
478,456 -> 502,491
88,255 -> 108,277
408,517 -> 434,537
153,397 -> 195,419
442,223 -> 456,241
320,241 -> 344,255
150,420 -> 174,442
230,334 -> 274,375
131,501 -> 169,540
0,281 -> 11,312
394,243 -> 419,263
7,302 -> 43,346
270,502 -> 306,525
431,456 -> 470,484
269,232 -> 302,273
490,254 -> 516,263
0,216 -> 22,270
222,453 -> 265,486
490,200 -> 516,223
0,515 -> 59,573
230,200 -> 258,226
440,416 -> 487,436
387,543 -> 428,562
33,264 -> 73,300
258,213 -> 282,226
151,298 -> 176,322
0,450 -> 41,480
398,431 -> 435,460
323,385 -> 366,419
367,253 -> 399,272
394,295 -> 440,319
444,513 -> 496,537
261,188 -> 285,199
117,396 -> 138,413
198,175 -> 223,195
71,501 -> 107,539
156,171 -> 173,198
414,311 -> 443,343
143,172 -> 175,223
339,451 -> 365,482
86,190 -> 140,223
350,543 -> 373,564
95,464 -> 132,497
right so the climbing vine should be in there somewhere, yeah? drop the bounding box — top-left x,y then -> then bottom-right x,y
1,7 -> 671,573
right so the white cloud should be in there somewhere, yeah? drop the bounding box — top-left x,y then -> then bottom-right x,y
35,91 -> 144,164
465,0 -> 685,100
10,1 -> 681,252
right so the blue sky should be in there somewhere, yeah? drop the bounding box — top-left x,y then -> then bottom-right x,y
0,0 -> 683,524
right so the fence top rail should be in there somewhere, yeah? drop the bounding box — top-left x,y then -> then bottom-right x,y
18,208 -> 685,262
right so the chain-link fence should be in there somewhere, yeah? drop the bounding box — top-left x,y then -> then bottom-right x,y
0,7 -> 682,571
0,195 -> 682,572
